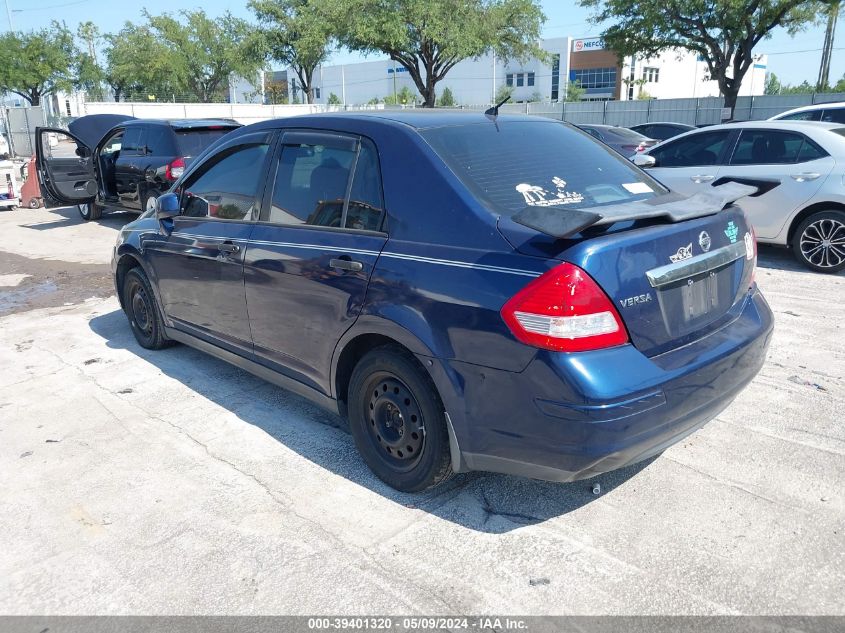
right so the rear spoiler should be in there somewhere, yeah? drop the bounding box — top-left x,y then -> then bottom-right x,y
511,180 -> 769,239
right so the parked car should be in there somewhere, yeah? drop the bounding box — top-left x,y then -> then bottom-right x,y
38,113 -> 775,491
769,102 -> 845,124
629,122 -> 696,142
35,115 -> 241,221
576,124 -> 658,156
634,120 -> 845,272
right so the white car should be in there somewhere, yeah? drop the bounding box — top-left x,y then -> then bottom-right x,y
634,120 -> 845,272
768,102 -> 845,124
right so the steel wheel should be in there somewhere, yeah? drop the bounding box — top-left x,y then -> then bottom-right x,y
364,373 -> 426,471
128,278 -> 154,342
120,267 -> 171,349
799,216 -> 845,270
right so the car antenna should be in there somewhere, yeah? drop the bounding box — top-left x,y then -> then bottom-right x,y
485,95 -> 510,117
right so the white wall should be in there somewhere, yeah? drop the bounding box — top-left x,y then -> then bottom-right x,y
83,101 -> 324,125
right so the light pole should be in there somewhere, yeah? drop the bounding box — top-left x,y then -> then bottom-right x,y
5,0 -> 13,31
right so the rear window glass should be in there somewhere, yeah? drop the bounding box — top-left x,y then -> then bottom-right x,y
175,128 -> 235,157
604,126 -> 648,140
420,121 -> 665,215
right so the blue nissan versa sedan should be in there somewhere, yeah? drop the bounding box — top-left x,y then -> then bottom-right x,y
37,112 -> 775,492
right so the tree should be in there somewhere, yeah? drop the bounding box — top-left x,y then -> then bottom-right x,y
384,85 -> 417,105
764,71 -> 782,95
330,0 -> 546,107
145,9 -> 265,102
833,73 -> 845,92
0,22 -> 76,106
438,86 -> 456,106
494,83 -> 514,103
327,92 -> 342,105
103,22 -> 177,101
565,79 -> 585,101
580,0 -> 828,116
249,0 -> 334,105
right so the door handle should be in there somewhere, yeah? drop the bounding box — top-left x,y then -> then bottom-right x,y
690,174 -> 715,183
329,257 -> 363,272
218,242 -> 240,255
791,172 -> 821,182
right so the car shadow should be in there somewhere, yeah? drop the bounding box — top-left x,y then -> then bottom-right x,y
88,308 -> 654,534
757,244 -> 845,276
22,205 -> 138,231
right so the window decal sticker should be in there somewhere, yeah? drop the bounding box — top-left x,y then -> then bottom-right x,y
725,221 -> 739,243
515,177 -> 584,207
622,182 -> 653,194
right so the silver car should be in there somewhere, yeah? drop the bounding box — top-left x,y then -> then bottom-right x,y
634,121 -> 845,273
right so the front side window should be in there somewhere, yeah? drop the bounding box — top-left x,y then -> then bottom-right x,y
121,127 -> 144,156
780,110 -> 822,121
729,129 -> 804,165
267,135 -> 384,231
649,130 -> 732,167
181,142 -> 270,221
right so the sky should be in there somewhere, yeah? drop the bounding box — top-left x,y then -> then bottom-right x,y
3,0 -> 842,88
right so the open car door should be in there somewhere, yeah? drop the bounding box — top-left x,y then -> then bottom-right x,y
34,127 -> 97,209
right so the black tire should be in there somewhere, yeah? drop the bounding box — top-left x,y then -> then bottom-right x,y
78,200 -> 102,221
121,267 -> 172,350
348,346 -> 453,492
792,210 -> 845,273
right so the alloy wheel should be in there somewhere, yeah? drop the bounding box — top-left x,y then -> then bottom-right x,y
800,218 -> 845,269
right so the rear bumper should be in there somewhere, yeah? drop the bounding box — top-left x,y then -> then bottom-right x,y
432,288 -> 774,483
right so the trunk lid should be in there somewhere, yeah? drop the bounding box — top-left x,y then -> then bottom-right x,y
499,208 -> 755,357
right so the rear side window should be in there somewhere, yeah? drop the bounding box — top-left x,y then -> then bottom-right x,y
267,136 -> 384,231
421,121 -> 665,215
649,130 -> 731,167
822,109 -> 845,124
180,141 -> 270,221
175,128 -> 234,157
796,137 -> 828,162
144,126 -> 177,156
730,130 -> 804,165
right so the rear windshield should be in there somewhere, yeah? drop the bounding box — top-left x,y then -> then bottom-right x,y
175,128 -> 236,157
603,126 -> 649,140
420,120 -> 666,215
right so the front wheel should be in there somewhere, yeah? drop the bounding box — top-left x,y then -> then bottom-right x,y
348,346 -> 453,492
121,267 -> 172,350
78,201 -> 102,221
792,210 -> 845,273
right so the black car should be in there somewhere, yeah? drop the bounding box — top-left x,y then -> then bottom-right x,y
35,115 -> 241,221
629,122 -> 696,142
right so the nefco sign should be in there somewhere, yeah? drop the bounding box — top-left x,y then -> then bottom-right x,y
572,37 -> 606,52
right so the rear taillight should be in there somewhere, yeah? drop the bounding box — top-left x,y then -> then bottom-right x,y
500,263 -> 629,353
746,225 -> 758,287
166,157 -> 185,181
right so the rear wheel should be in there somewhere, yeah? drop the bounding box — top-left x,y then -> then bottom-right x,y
78,201 -> 102,221
792,210 -> 845,273
121,267 -> 171,350
348,346 -> 452,492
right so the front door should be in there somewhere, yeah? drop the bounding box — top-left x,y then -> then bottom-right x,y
114,126 -> 144,210
142,131 -> 275,354
645,129 -> 737,196
34,127 -> 96,208
244,131 -> 388,394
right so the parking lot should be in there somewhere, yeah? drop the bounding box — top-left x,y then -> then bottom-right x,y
0,204 -> 842,615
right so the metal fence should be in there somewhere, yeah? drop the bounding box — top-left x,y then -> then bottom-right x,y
3,106 -> 46,158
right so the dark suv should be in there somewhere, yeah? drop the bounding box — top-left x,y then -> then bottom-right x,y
36,115 -> 240,220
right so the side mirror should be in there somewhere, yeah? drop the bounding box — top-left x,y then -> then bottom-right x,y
633,153 -> 657,168
75,146 -> 91,158
155,192 -> 180,220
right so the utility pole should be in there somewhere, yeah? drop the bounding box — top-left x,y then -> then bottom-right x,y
341,65 -> 346,105
491,52 -> 496,103
5,0 -> 13,31
818,1 -> 839,90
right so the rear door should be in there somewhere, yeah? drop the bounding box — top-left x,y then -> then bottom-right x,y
34,127 -> 96,208
645,129 -> 737,194
114,125 -> 144,209
719,128 -> 834,239
244,130 -> 388,394
142,131 -> 274,354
